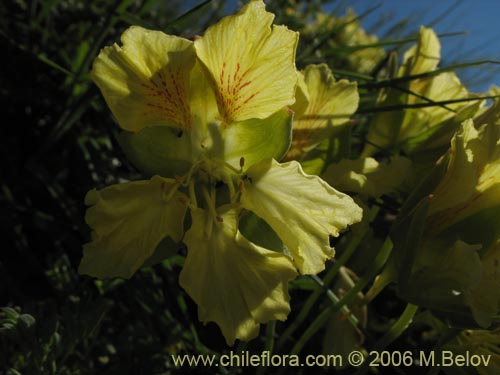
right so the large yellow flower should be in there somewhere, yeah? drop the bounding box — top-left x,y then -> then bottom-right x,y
363,27 -> 476,156
80,0 -> 362,344
385,105 -> 500,328
427,118 -> 500,232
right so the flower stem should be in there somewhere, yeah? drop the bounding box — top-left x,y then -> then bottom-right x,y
189,179 -> 197,209
289,236 -> 393,355
374,303 -> 418,350
265,321 -> 276,354
310,274 -> 360,328
353,303 -> 418,375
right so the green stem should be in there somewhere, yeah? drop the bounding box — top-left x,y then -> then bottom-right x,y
354,303 -> 418,375
256,322 -> 276,375
362,259 -> 397,305
265,321 -> 276,354
289,236 -> 394,355
374,303 -> 418,350
310,274 -> 359,328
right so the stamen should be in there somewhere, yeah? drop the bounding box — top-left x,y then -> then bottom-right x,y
182,160 -> 202,187
202,186 -> 220,224
161,181 -> 181,203
222,160 -> 243,174
189,179 -> 198,209
221,171 -> 237,204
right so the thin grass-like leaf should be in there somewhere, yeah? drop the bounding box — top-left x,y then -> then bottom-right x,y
358,94 -> 500,114
164,0 -> 213,32
361,60 -> 500,90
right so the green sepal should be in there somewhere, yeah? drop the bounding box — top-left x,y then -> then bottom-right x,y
391,196 -> 430,290
397,152 -> 449,221
300,126 -> 350,175
117,126 -> 193,178
399,239 -> 482,324
222,108 -> 293,170
440,204 -> 500,255
362,85 -> 409,157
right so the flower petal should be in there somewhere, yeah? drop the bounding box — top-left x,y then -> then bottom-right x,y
464,240 -> 500,328
240,159 -> 363,274
401,27 -> 440,75
323,156 -> 411,198
194,0 -> 298,123
287,64 -> 358,160
363,27 -> 470,156
79,176 -> 188,278
180,206 -> 296,345
400,239 -> 482,314
92,26 -> 196,132
428,119 -> 500,231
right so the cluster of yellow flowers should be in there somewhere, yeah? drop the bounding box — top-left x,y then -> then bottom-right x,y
79,0 -> 500,366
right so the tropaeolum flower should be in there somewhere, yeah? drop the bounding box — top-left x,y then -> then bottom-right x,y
384,110 -> 500,329
78,0 -> 362,345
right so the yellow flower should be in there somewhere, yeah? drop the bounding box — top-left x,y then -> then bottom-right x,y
299,8 -> 385,74
80,0 -> 362,344
363,27 -> 475,156
427,118 -> 500,232
385,106 -> 500,328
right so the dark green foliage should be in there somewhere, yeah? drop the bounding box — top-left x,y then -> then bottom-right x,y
0,1 -> 229,373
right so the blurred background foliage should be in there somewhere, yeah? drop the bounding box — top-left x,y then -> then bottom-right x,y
0,0 -> 498,374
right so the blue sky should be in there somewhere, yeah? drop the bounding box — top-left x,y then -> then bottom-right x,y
340,0 -> 500,92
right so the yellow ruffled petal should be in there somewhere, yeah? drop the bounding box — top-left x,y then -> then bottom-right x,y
240,159 -> 363,274
179,206 -> 296,345
287,64 -> 358,159
194,0 -> 298,123
79,176 -> 188,279
92,26 -> 195,132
